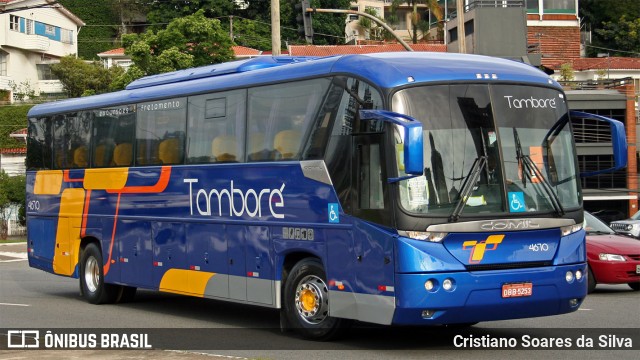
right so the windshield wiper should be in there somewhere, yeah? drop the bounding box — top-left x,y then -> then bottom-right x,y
513,128 -> 565,216
449,156 -> 487,223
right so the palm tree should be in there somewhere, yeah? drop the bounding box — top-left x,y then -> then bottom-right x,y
391,0 -> 443,44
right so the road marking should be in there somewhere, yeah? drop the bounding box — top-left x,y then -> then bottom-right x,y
578,308 -> 592,311
0,251 -> 28,262
0,303 -> 30,307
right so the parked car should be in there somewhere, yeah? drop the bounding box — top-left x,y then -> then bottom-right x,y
609,210 -> 640,238
584,211 -> 640,293
590,209 -> 626,224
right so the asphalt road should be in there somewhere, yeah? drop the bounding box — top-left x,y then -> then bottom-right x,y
1,242 -> 638,359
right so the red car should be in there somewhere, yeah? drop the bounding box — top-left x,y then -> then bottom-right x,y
585,211 -> 640,293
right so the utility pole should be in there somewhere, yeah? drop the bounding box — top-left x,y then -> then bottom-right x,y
229,15 -> 233,41
271,0 -> 281,56
456,0 -> 466,53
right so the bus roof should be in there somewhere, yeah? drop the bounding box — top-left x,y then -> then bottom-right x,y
28,52 -> 560,117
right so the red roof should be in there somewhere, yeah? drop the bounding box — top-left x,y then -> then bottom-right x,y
233,46 -> 262,56
548,57 -> 640,71
0,148 -> 26,155
97,47 -> 125,57
289,43 -> 447,56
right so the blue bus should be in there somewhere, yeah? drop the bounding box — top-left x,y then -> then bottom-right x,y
26,52 -> 627,340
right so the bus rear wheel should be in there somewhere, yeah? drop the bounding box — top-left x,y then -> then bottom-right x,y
283,258 -> 350,340
79,243 -> 119,304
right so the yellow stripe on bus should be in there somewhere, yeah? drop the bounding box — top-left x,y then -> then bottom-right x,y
34,170 -> 63,195
53,188 -> 85,276
84,168 -> 129,190
159,269 -> 216,297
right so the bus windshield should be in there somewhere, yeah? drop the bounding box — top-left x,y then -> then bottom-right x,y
392,84 -> 580,217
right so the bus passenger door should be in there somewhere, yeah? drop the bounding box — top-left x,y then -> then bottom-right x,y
351,133 -> 396,323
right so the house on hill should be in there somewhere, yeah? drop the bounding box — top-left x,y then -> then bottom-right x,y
0,0 -> 84,103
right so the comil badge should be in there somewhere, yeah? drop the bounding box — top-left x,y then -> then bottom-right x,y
462,235 -> 505,263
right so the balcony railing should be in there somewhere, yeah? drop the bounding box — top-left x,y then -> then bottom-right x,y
449,0 -> 525,19
558,77 -> 634,91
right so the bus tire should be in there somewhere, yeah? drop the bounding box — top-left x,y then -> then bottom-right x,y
587,266 -> 596,294
283,258 -> 351,341
79,243 -> 119,304
628,282 -> 640,291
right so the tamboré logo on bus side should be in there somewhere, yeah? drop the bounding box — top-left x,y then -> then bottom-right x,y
184,179 -> 285,219
462,235 -> 505,263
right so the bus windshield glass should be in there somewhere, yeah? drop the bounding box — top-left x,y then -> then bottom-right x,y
392,84 -> 580,217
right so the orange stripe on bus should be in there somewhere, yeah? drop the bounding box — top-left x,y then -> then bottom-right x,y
103,192 -> 121,276
80,189 -> 91,238
107,166 -> 172,194
63,170 -> 84,183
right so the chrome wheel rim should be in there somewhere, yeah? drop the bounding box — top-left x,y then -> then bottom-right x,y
84,256 -> 100,293
294,275 -> 329,325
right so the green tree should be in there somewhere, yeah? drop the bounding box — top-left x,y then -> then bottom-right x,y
118,10 -> 235,87
146,0 -> 238,30
595,15 -> 640,57
559,63 -> 575,82
390,0 -> 442,44
0,171 -> 26,239
580,0 -> 640,57
357,8 -> 393,42
50,56 -> 125,98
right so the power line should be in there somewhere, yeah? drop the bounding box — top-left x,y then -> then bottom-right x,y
584,44 -> 640,57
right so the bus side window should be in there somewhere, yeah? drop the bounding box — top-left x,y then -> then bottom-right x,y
136,98 -> 186,166
187,90 -> 245,164
52,112 -> 91,169
247,78 -> 329,162
27,117 -> 52,170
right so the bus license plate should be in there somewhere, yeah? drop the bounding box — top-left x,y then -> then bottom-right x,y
636,265 -> 640,274
502,282 -> 533,298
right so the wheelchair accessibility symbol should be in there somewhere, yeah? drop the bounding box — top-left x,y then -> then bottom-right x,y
328,203 -> 340,223
508,192 -> 526,213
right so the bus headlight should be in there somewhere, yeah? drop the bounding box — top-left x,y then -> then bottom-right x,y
560,223 -> 583,236
400,231 -> 447,242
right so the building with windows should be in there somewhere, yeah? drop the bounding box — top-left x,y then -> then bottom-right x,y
0,0 -> 84,102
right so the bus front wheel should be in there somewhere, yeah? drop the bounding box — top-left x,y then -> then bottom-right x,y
283,258 -> 350,340
79,243 -> 119,304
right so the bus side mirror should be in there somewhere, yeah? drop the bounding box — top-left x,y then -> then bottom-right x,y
569,111 -> 627,177
359,110 -> 424,177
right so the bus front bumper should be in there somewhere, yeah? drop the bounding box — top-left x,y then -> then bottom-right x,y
392,263 -> 587,325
